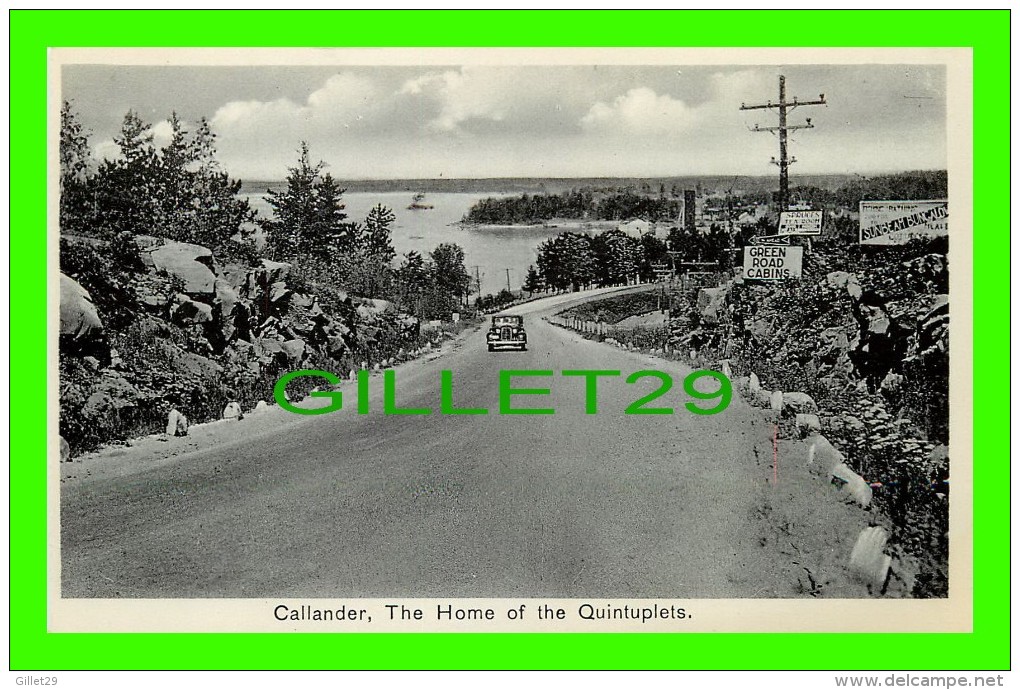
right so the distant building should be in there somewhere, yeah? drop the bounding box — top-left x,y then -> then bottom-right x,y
736,208 -> 759,225
617,218 -> 651,238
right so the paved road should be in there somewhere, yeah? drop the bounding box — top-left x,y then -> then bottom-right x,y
62,286 -> 794,598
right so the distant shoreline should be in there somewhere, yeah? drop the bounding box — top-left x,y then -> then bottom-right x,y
456,219 -> 621,232
240,171 -> 941,197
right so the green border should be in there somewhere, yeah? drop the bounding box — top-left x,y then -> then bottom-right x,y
11,9 -> 1009,671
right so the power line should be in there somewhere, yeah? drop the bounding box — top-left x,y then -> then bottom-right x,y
740,75 -> 826,210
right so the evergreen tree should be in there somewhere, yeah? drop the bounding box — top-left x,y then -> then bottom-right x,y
263,142 -> 356,260
361,204 -> 397,262
522,264 -> 544,296
81,109 -> 254,255
59,101 -> 94,235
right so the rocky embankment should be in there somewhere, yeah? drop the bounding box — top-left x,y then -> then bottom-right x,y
554,244 -> 950,597
59,235 -> 452,456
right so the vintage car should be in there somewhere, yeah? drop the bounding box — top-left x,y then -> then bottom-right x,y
486,315 -> 527,351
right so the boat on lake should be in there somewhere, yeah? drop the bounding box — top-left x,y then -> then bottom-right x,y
408,192 -> 434,210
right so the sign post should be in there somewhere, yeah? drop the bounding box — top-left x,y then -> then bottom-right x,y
749,234 -> 792,246
859,200 -> 948,245
778,210 -> 823,236
742,245 -> 804,281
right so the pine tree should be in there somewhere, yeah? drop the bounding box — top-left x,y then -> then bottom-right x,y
86,110 -> 253,253
361,204 -> 396,262
264,142 -> 356,261
59,101 -> 94,235
523,264 -> 544,296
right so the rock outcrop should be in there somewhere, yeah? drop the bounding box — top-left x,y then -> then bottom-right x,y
59,273 -> 105,356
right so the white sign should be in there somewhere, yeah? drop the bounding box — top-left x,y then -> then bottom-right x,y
452,312 -> 460,323
778,210 -> 823,236
859,200 -> 948,246
742,246 -> 803,281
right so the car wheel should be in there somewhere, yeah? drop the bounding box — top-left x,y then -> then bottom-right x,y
488,344 -> 494,352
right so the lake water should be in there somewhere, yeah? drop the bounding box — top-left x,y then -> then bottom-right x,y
243,191 -> 568,296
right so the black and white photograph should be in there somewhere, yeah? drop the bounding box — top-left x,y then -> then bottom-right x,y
53,49 -> 970,632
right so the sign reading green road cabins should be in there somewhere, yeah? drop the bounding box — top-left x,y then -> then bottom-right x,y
742,245 -> 804,280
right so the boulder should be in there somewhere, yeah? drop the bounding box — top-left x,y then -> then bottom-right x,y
290,292 -> 315,309
172,295 -> 214,325
696,285 -> 730,325
807,434 -> 845,475
269,281 -> 292,305
749,372 -> 761,393
253,400 -> 271,414
849,526 -> 892,590
326,335 -> 349,359
59,273 -> 104,343
782,391 -> 818,415
865,309 -> 891,336
261,259 -> 291,284
223,401 -> 243,420
60,436 -> 71,462
135,274 -> 176,311
166,408 -> 189,437
825,270 -> 863,300
215,280 -> 238,316
880,371 -> 904,395
137,237 -> 217,296
831,463 -> 873,508
280,338 -> 307,365
769,390 -> 784,411
83,372 -> 142,418
796,413 -> 821,436
360,298 -> 394,313
748,317 -> 770,340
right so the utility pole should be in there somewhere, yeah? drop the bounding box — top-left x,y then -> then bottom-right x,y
740,75 -> 826,210
472,266 -> 482,297
505,268 -> 512,293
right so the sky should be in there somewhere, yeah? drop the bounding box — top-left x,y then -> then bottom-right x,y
61,63 -> 947,181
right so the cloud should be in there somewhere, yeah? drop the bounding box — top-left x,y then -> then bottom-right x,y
580,87 -> 692,135
399,66 -> 593,135
93,138 -> 120,162
210,71 -> 389,142
91,118 -> 175,161
68,65 -> 945,179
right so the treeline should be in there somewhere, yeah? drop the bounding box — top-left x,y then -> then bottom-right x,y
529,224 -> 744,293
789,170 -> 948,209
531,230 -> 669,292
463,188 -> 681,225
59,102 -> 472,322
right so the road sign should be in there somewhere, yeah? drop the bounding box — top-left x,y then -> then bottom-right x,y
778,210 -> 823,235
742,245 -> 804,280
749,234 -> 792,246
859,200 -> 948,245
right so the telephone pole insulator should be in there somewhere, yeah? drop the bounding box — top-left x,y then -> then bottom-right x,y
740,75 -> 826,210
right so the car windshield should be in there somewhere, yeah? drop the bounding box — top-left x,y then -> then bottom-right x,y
492,316 -> 522,327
